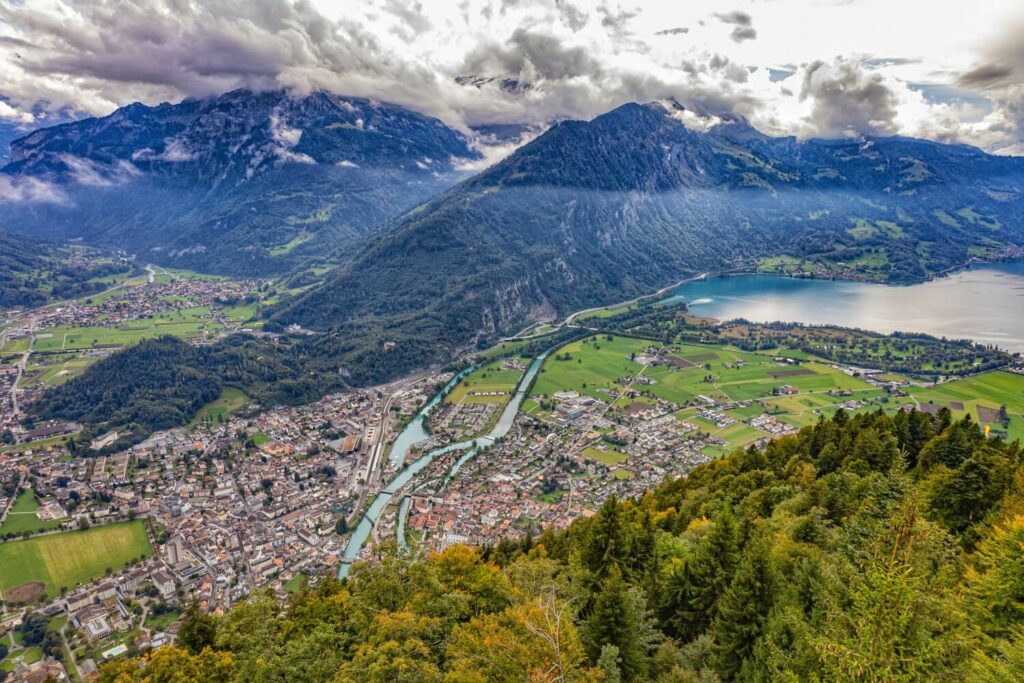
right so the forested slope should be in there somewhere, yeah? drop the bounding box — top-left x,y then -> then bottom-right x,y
271,100 -> 1024,385
100,408 -> 1024,682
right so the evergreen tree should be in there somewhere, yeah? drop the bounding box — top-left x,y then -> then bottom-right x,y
582,495 -> 628,579
177,602 -> 217,654
585,565 -> 647,681
711,536 -> 774,680
661,511 -> 738,641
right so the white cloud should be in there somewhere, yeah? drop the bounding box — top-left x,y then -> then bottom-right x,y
0,0 -> 1021,154
0,174 -> 66,203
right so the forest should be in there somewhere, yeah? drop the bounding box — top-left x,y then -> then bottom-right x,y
0,231 -> 136,309
98,408 -> 1024,682
28,335 -> 346,448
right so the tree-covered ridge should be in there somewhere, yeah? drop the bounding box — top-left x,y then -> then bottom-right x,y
29,335 -> 346,449
100,409 -> 1024,682
0,231 -> 135,309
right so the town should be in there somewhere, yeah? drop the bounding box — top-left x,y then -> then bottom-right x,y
1,320 -> 1023,681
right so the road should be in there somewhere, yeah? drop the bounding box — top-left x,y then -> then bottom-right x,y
345,374 -> 426,527
9,327 -> 34,418
0,472 -> 25,527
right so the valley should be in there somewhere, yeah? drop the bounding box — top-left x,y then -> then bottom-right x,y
1,89 -> 1024,683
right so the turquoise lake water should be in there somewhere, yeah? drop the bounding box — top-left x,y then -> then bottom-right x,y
663,262 -> 1024,352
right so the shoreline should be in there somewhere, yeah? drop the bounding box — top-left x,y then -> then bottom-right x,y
564,254 -> 1024,325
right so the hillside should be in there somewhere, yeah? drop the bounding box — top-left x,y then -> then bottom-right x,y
0,90 -> 479,275
99,409 -> 1024,682
271,100 -> 1024,384
0,230 -> 134,310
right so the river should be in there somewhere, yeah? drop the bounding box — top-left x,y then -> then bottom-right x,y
661,261 -> 1024,352
338,351 -> 549,577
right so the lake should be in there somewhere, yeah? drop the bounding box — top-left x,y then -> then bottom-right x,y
663,261 -> 1024,352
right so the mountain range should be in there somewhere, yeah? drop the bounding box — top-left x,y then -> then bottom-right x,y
4,91 -> 1024,387
0,89 -> 479,275
269,98 -> 1024,382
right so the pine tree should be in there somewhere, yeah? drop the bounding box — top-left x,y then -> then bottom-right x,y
177,602 -> 217,654
711,536 -> 774,680
586,565 -> 647,681
661,511 -> 738,641
582,495 -> 628,579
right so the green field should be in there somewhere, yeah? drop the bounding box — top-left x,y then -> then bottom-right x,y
34,307 -> 223,353
189,387 -> 250,427
908,371 -> 1024,441
531,334 -> 897,457
0,520 -> 152,601
144,609 -> 182,631
531,335 -> 649,401
476,337 -> 537,361
283,574 -> 307,594
581,446 -> 628,466
0,490 -> 66,536
446,361 -> 524,405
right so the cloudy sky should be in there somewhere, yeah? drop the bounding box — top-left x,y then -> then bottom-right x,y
1,0 -> 1022,154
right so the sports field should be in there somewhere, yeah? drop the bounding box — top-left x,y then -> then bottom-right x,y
0,520 -> 152,602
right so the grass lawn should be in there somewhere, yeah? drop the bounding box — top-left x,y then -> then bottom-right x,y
34,313 -> 220,353
145,610 -> 181,631
0,520 -> 152,601
909,371 -> 1024,441
476,338 -> 537,361
531,335 -> 649,402
0,490 -> 66,536
283,574 -> 307,594
581,446 -> 628,466
446,361 -> 523,405
189,387 -> 250,428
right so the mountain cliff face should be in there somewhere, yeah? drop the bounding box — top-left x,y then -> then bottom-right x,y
272,100 -> 1024,383
0,90 -> 479,275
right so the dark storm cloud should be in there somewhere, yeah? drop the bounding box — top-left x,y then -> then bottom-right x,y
955,18 -> 1023,91
0,0 -> 455,122
959,63 -> 1018,89
461,29 -> 603,81
713,11 -> 753,27
800,58 -> 899,137
556,1 -> 589,32
713,11 -> 757,43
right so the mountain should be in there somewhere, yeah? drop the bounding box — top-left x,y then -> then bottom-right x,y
0,89 -> 480,275
270,99 -> 1024,383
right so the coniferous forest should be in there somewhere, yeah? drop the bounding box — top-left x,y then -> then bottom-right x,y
99,408 -> 1024,682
